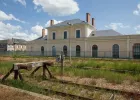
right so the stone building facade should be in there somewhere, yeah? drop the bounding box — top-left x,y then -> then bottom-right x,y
0,38 -> 26,52
27,13 -> 140,59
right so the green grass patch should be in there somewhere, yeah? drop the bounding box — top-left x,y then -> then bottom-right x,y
71,59 -> 140,74
0,61 -> 14,74
50,66 -> 139,84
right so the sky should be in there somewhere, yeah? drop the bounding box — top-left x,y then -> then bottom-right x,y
0,0 -> 140,41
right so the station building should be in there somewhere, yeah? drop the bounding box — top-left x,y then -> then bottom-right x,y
27,13 -> 140,59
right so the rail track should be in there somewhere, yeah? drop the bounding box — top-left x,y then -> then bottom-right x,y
46,78 -> 140,99
79,67 -> 140,74
45,88 -> 93,100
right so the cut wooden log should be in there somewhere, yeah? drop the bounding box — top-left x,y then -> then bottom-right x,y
2,61 -> 54,81
17,64 -> 32,71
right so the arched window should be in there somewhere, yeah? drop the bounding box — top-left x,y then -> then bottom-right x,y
41,46 -> 44,56
112,44 -> 119,58
133,44 -> 140,59
64,31 -> 67,39
92,45 -> 98,57
63,45 -> 67,56
76,45 -> 80,57
52,46 -> 56,57
53,32 -> 55,40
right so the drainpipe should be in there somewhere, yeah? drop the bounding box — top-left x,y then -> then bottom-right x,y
127,35 -> 130,59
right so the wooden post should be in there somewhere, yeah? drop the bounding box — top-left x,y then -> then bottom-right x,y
2,65 -> 14,82
42,63 -> 46,79
45,65 -> 53,78
30,66 -> 41,76
61,51 -> 64,76
18,71 -> 23,81
14,70 -> 19,80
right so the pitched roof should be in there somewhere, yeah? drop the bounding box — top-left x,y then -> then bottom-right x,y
0,40 -> 7,44
0,38 -> 26,44
12,38 -> 26,44
91,29 -> 122,37
47,19 -> 89,28
34,35 -> 47,40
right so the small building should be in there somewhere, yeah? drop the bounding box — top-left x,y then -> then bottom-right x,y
0,38 -> 27,52
27,13 -> 140,59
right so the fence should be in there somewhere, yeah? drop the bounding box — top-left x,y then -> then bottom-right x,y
0,51 -> 139,59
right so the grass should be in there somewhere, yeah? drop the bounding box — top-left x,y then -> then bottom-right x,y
0,56 -> 140,84
0,56 -> 139,100
50,66 -> 140,84
71,59 -> 140,74
0,61 -> 14,74
0,79 -> 45,94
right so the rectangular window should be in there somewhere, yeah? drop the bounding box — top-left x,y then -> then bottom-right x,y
76,30 -> 80,38
53,32 -> 55,40
64,31 -> 67,39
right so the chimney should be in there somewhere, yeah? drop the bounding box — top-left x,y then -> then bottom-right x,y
86,13 -> 90,24
92,18 -> 95,26
50,20 -> 54,26
42,29 -> 45,37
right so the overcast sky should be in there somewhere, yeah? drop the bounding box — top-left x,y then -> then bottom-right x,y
0,0 -> 140,40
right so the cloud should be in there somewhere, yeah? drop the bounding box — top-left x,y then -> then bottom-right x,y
134,25 -> 140,30
33,0 -> 79,16
45,19 -> 62,27
0,10 -> 26,23
134,25 -> 140,34
105,23 -> 130,30
133,10 -> 139,15
0,19 -> 62,41
15,0 -> 26,7
31,19 -> 62,36
0,21 -> 38,41
133,3 -> 140,16
31,25 -> 43,36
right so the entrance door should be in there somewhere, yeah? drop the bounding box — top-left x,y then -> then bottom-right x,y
92,45 -> 98,57
63,45 -> 67,56
52,46 -> 56,57
41,46 -> 44,56
76,45 -> 80,57
112,44 -> 119,58
133,44 -> 140,59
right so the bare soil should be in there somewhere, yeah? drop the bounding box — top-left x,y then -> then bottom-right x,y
0,84 -> 58,100
56,76 -> 140,93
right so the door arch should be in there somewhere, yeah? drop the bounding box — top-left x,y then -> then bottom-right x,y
76,45 -> 80,57
92,45 -> 98,57
133,43 -> 140,59
112,44 -> 119,58
41,46 -> 44,56
63,45 -> 67,56
52,46 -> 56,57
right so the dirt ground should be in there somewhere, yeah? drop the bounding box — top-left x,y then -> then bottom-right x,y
56,76 -> 140,93
0,84 -> 58,100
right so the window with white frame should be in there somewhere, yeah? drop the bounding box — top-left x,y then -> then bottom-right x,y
76,30 -> 80,38
64,31 -> 67,39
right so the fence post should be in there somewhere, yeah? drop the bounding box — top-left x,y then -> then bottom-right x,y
61,51 -> 64,76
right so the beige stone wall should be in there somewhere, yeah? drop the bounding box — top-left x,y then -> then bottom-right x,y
48,24 -> 87,40
14,44 -> 26,51
7,44 -> 26,51
27,22 -> 140,58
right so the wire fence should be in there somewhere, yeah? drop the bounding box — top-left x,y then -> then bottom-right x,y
0,51 -> 140,59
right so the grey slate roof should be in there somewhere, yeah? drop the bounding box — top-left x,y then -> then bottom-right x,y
0,38 -> 26,45
34,35 -> 47,40
47,19 -> 89,28
0,40 -> 7,44
91,29 -> 122,37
